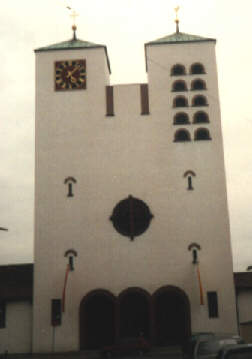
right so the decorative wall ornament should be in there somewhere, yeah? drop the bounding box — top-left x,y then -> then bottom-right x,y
64,177 -> 77,197
64,248 -> 78,271
188,242 -> 201,264
183,170 -> 196,190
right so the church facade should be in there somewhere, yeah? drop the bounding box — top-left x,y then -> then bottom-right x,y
0,26 -> 238,354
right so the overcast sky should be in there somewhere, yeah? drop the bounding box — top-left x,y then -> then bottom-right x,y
0,0 -> 251,271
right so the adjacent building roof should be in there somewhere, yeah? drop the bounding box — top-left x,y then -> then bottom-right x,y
0,264 -> 33,301
35,37 -> 111,73
234,272 -> 252,289
146,31 -> 216,46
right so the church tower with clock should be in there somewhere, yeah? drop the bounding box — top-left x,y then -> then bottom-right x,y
33,20 -> 237,352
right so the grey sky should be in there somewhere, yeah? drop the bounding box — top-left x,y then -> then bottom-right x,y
0,0 -> 251,271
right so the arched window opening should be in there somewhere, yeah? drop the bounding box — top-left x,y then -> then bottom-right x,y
174,112 -> 190,125
174,129 -> 191,142
172,80 -> 187,92
191,79 -> 206,91
171,64 -> 186,76
193,111 -> 209,124
183,170 -> 196,190
194,128 -> 211,141
190,63 -> 205,74
174,96 -> 188,108
192,95 -> 208,107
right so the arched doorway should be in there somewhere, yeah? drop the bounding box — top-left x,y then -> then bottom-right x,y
153,286 -> 191,346
119,288 -> 151,340
80,289 -> 116,350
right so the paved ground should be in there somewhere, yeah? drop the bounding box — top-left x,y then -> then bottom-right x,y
3,346 -> 183,359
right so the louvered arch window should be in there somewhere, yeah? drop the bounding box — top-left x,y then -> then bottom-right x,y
190,63 -> 205,74
174,129 -> 191,142
171,64 -> 186,76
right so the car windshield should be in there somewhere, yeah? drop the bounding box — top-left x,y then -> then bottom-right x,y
226,349 -> 252,359
198,340 -> 240,355
198,341 -> 222,355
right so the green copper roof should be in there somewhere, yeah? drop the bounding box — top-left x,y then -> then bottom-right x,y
35,37 -> 111,73
35,38 -> 105,52
146,31 -> 216,46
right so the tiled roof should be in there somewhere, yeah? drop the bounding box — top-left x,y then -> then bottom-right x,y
35,37 -> 111,73
35,38 -> 105,52
146,31 -> 216,46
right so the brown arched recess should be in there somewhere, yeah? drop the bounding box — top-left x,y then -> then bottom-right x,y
119,287 -> 152,340
80,289 -> 117,350
153,286 -> 191,346
80,286 -> 191,349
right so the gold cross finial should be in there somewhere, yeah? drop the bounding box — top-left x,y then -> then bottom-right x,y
174,6 -> 180,33
175,6 -> 180,21
67,5 -> 78,40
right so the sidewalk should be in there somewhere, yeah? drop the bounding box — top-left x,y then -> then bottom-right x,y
3,346 -> 183,359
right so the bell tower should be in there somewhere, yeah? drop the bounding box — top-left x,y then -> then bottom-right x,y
33,24 -> 111,351
144,14 -> 237,334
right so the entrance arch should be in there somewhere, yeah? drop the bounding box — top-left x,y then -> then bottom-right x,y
80,289 -> 116,350
119,287 -> 151,340
153,286 -> 191,346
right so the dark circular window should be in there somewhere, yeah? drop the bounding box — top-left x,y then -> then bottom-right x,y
110,195 -> 153,240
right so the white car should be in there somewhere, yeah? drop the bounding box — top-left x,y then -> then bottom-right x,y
194,336 -> 244,359
217,344 -> 252,359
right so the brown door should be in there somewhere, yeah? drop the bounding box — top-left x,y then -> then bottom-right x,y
80,290 -> 116,349
153,286 -> 191,346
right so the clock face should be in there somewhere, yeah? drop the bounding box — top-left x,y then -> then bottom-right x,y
110,195 -> 153,241
55,59 -> 86,91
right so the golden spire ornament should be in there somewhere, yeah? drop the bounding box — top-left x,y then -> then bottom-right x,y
175,6 -> 180,33
67,5 -> 79,40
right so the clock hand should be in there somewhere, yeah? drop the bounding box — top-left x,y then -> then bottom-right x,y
67,71 -> 73,78
70,76 -> 77,83
71,65 -> 81,75
67,65 -> 82,79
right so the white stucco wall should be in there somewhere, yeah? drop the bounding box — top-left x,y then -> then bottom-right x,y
33,39 -> 237,352
0,301 -> 32,354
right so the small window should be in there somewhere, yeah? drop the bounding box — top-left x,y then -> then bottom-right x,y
174,129 -> 191,142
192,95 -> 208,107
172,80 -> 187,92
173,96 -> 188,108
106,86 -> 114,116
174,112 -> 190,125
0,301 -> 6,328
207,291 -> 218,318
195,128 -> 211,141
191,63 -> 205,74
171,64 -> 186,76
193,111 -> 209,124
191,79 -> 206,91
51,299 -> 62,326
